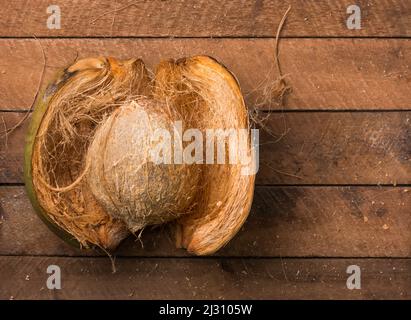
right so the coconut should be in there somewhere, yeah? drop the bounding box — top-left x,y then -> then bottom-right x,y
24,55 -> 255,255
86,99 -> 201,233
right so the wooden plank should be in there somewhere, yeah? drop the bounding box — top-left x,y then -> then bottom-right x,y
0,39 -> 410,111
1,111 -> 410,184
0,0 -> 410,37
0,256 -> 409,299
0,113 -> 24,184
1,186 -> 410,257
257,111 -> 411,185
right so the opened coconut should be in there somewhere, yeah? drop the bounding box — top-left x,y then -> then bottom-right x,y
24,55 -> 256,255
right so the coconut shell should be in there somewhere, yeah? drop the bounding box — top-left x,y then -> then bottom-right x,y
25,55 -> 255,255
86,99 -> 201,233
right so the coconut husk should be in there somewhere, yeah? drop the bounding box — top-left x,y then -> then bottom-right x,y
153,57 -> 255,255
25,55 -> 255,255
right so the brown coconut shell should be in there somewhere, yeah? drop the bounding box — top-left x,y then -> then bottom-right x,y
86,98 -> 202,233
24,55 -> 255,255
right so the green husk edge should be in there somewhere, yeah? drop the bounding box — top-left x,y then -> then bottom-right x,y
23,68 -> 83,249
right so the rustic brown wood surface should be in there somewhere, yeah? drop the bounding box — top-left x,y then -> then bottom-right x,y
0,186 -> 410,257
1,111 -> 409,184
0,0 -> 409,300
0,257 -> 410,299
0,0 -> 410,37
0,39 -> 410,111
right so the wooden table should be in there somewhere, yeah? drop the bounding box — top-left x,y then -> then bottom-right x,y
0,0 -> 410,300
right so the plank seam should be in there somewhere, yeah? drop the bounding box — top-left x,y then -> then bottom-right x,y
0,254 -> 410,260
0,36 -> 410,39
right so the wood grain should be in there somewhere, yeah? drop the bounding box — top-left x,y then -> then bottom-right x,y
0,113 -> 24,184
0,0 -> 410,37
258,111 -> 411,185
0,256 -> 409,299
1,186 -> 410,257
1,111 -> 409,184
0,0 -> 409,302
0,39 -> 410,111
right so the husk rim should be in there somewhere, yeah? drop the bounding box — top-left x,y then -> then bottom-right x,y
171,56 -> 256,255
24,68 -> 86,249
